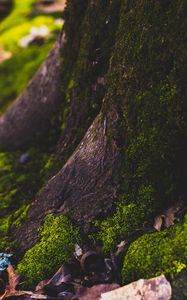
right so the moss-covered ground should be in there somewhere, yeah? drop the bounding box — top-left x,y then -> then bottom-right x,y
122,214 -> 187,284
17,214 -> 81,288
0,0 -> 63,112
0,147 -> 54,250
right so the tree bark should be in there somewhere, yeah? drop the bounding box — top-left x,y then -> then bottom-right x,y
15,106 -> 122,252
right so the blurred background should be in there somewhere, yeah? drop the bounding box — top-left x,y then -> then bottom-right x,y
0,0 -> 66,113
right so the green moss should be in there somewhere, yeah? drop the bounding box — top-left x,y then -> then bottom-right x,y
0,16 -> 60,52
122,214 -> 187,284
0,145 -> 57,252
0,215 -> 11,236
0,0 -> 64,244
0,43 -> 53,111
17,214 -> 81,288
0,152 -> 12,171
0,149 -> 50,211
11,204 -> 30,229
0,215 -> 13,251
96,0 -> 187,256
42,155 -> 55,175
0,0 -> 63,111
95,185 -> 155,253
0,0 -> 35,33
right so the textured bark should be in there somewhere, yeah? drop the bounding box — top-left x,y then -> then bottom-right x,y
0,35 -> 64,151
11,1 -> 123,253
54,0 -> 121,165
15,107 -> 122,253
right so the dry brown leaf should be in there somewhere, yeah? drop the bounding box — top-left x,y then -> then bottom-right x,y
0,290 -> 27,300
0,265 -> 22,300
153,215 -> 164,231
7,265 -> 20,290
153,200 -> 184,231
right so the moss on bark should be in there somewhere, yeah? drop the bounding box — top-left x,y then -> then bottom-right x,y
94,0 -> 187,257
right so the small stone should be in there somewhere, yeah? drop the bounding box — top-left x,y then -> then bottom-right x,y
101,275 -> 172,300
19,153 -> 30,164
74,244 -> 83,259
74,283 -> 120,300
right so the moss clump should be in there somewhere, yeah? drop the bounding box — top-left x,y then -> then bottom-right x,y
17,214 -> 81,288
95,185 -> 155,253
122,214 -> 187,284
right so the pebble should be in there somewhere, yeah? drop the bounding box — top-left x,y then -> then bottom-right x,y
19,153 -> 30,164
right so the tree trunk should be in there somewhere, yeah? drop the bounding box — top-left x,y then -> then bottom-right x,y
15,107 -> 123,252
0,0 -> 186,265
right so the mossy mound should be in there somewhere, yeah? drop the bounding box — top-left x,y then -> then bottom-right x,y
122,214 -> 187,284
17,214 -> 81,288
95,185 -> 155,253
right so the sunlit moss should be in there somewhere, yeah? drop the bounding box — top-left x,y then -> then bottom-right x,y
122,215 -> 187,284
12,204 -> 30,229
0,43 -> 53,111
0,0 -> 63,112
0,15 -> 61,52
0,0 -> 35,33
17,214 -> 81,288
95,185 -> 155,253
